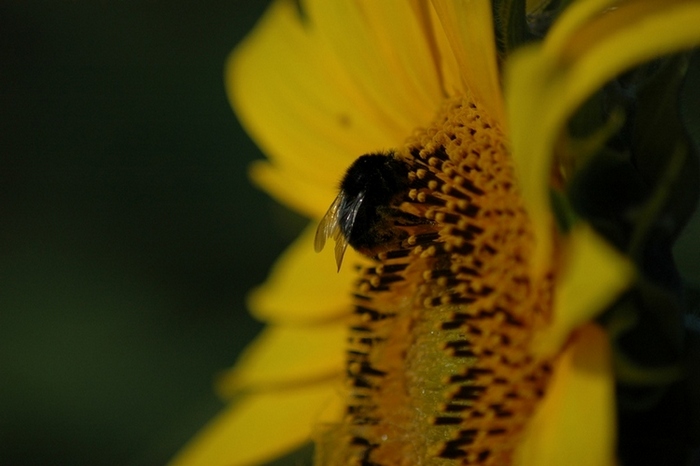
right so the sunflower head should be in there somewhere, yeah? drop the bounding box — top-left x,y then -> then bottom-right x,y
170,1 -> 700,465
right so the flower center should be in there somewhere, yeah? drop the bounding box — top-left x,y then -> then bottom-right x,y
316,96 -> 554,465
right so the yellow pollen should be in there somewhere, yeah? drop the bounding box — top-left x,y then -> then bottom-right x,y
314,97 -> 554,466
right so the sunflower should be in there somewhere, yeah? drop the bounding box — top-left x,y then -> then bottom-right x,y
171,0 -> 700,465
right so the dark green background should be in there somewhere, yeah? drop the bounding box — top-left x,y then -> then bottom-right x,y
0,1 -> 308,465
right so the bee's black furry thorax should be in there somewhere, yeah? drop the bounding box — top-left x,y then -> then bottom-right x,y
337,153 -> 414,256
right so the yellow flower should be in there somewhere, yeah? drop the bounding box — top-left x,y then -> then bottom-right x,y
171,1 -> 700,465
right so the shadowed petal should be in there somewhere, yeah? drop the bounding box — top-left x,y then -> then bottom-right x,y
535,224 -> 634,357
516,324 -> 616,466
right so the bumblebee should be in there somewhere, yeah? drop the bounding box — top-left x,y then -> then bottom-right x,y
315,152 -> 423,270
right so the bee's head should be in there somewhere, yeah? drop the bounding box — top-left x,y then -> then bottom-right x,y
339,152 -> 409,205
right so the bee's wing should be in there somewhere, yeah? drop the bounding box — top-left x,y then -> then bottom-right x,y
314,194 -> 343,253
333,193 -> 364,271
314,191 -> 365,271
334,237 -> 349,272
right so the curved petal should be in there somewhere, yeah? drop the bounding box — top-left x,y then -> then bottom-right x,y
545,0 -> 697,60
541,0 -> 618,56
216,323 -> 346,394
431,0 -> 505,126
515,324 -> 616,466
169,382 -> 343,466
247,224 -> 372,323
506,0 -> 700,274
534,224 -> 634,357
227,0 -> 410,211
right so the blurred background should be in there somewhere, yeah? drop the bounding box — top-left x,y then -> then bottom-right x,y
0,1 -> 311,465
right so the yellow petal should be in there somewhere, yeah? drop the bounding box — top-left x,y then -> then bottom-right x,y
541,0 -> 618,57
247,224 -> 372,323
249,160 -> 336,220
515,324 -> 617,466
546,0 -> 697,62
411,0 -> 466,97
535,224 -> 634,357
227,0 -> 409,211
431,0 -> 506,125
169,382 -> 343,466
216,323 -> 346,394
506,0 -> 700,275
506,45 -> 558,276
302,0 -> 446,135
